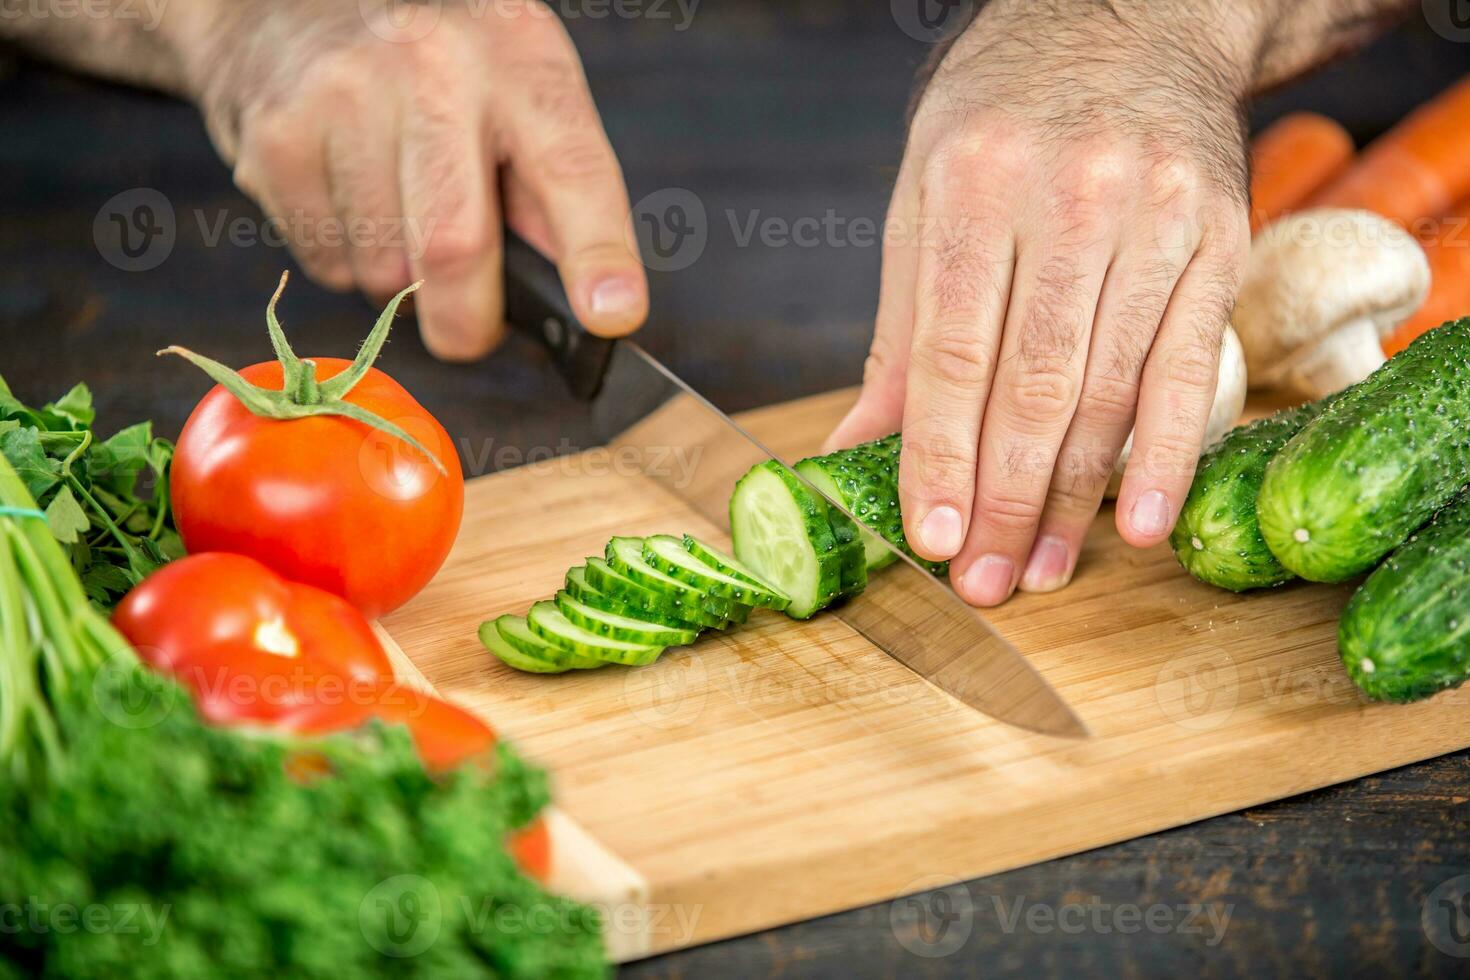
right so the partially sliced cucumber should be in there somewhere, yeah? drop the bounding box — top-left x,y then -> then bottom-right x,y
605,537 -> 743,619
582,558 -> 729,629
488,615 -> 601,671
824,504 -> 868,599
796,458 -> 895,572
729,460 -> 842,619
527,600 -> 664,666
641,534 -> 790,609
554,591 -> 699,646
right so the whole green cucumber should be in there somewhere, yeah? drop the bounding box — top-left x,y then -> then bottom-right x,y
1171,399 -> 1334,591
1339,487 -> 1470,702
1257,317 -> 1470,583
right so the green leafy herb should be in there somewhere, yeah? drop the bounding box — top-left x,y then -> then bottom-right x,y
0,375 -> 181,608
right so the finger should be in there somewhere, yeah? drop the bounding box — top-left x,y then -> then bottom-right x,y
824,165 -> 921,453
896,185 -> 1016,563
950,218 -> 1113,607
1116,227 -> 1246,547
235,109 -> 352,291
495,38 -> 647,338
1019,250 -> 1184,592
399,103 -> 504,362
326,117 -> 412,304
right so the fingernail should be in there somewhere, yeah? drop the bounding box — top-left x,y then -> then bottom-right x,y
917,506 -> 964,559
1129,490 -> 1171,538
589,275 -> 640,319
1020,535 -> 1071,592
959,554 -> 1015,607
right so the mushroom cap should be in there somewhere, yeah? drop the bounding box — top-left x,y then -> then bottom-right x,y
1233,208 -> 1430,384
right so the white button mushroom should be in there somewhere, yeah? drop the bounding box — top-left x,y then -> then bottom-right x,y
1232,208 -> 1430,398
1104,324 -> 1247,499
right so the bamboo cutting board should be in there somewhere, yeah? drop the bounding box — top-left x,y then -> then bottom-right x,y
378,388 -> 1470,962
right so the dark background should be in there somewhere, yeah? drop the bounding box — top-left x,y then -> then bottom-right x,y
3,2 -> 1468,976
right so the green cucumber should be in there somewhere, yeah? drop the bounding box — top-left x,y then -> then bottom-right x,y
827,506 -> 868,599
604,536 -> 744,619
564,565 -> 708,631
526,600 -> 663,666
479,618 -> 575,673
795,458 -> 888,578
681,534 -> 792,598
795,439 -> 947,576
1170,398 -> 1335,591
641,534 -> 790,609
554,591 -> 699,646
1339,487 -> 1470,702
581,558 -> 729,629
1258,318 -> 1470,582
729,460 -> 843,618
486,614 -> 600,671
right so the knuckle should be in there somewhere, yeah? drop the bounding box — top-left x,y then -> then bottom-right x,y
1075,372 -> 1140,428
902,437 -> 976,497
1162,340 -> 1221,390
1059,146 -> 1130,206
1143,154 -> 1202,205
1003,368 -> 1080,426
924,128 -> 1029,190
914,325 -> 993,389
975,486 -> 1045,531
539,135 -> 617,185
418,222 -> 487,273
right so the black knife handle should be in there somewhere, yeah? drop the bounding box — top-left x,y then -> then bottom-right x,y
503,229 -> 615,401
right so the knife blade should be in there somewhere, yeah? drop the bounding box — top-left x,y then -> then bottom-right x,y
502,230 -> 1089,738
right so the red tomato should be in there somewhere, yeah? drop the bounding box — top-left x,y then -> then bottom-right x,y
508,817 -> 553,882
113,553 -> 393,725
278,680 -> 497,773
171,358 -> 463,619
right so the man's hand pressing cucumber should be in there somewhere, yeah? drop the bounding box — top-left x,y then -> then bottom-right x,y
825,0 -> 1415,607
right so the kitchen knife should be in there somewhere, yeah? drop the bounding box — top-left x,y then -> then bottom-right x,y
503,230 -> 1089,738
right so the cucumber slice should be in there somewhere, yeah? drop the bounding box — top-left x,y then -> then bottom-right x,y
582,558 -> 729,629
604,537 -> 744,619
729,460 -> 843,619
682,534 -> 791,594
795,459 -> 895,572
565,565 -> 710,631
824,503 -> 868,599
721,601 -> 753,625
641,535 -> 790,609
554,591 -> 700,646
479,618 -> 575,674
487,615 -> 601,671
527,601 -> 663,666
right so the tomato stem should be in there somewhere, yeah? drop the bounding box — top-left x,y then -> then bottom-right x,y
156,275 -> 445,475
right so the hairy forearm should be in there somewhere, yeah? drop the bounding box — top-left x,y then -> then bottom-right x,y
917,0 -> 1416,111
0,0 -> 217,94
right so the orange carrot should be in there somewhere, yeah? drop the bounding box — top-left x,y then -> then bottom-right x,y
1248,112 -> 1354,233
1308,76 -> 1470,228
1384,199 -> 1470,355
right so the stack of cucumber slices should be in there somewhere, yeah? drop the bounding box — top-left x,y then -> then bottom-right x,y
479,534 -> 792,673
480,436 -> 947,673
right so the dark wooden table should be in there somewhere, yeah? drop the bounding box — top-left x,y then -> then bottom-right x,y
3,4 -> 1467,977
